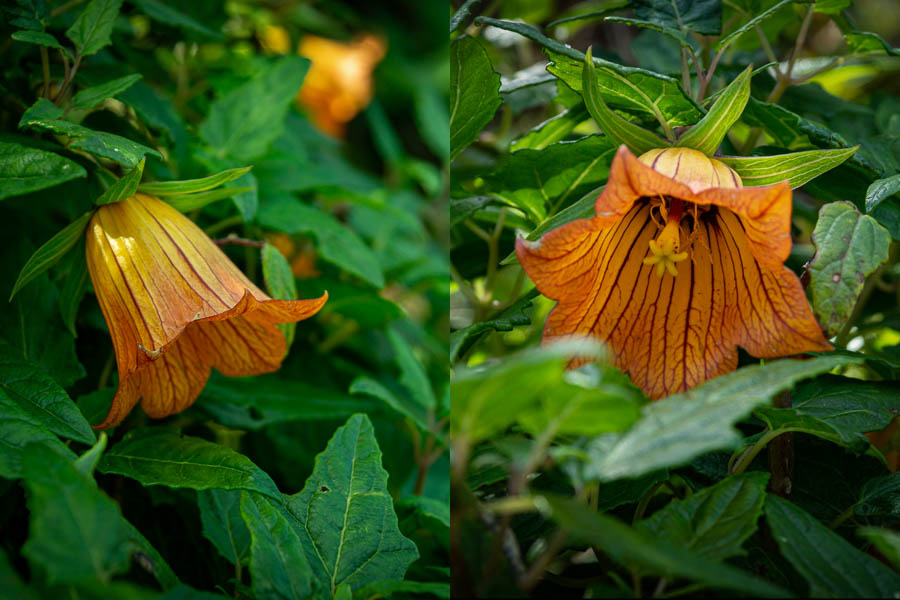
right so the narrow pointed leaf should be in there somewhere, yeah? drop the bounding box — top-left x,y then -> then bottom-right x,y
162,186 -> 255,212
511,104 -> 590,152
0,141 -> 86,201
9,211 -> 91,300
198,489 -> 251,566
261,242 -> 297,347
858,528 -> 900,570
719,147 -> 857,188
137,166 -> 252,196
96,157 -> 145,205
545,495 -> 787,597
283,414 -> 418,594
766,494 -> 900,597
808,202 -> 891,337
845,31 -> 900,56
71,74 -> 142,110
714,0 -> 793,51
97,428 -> 281,500
677,66 -> 751,156
582,48 -> 667,154
11,30 -> 73,59
65,0 -> 123,57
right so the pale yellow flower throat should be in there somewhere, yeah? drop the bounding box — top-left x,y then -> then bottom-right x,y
643,198 -> 689,277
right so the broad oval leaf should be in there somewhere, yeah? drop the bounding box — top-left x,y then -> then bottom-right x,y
283,414 -> 419,595
97,428 -> 281,500
198,489 -> 251,566
766,494 -> 900,597
22,443 -> 132,584
718,147 -> 857,188
450,36 -> 502,161
582,48 -> 667,154
0,389 -> 77,479
808,201 -> 891,337
865,173 -> 900,213
65,0 -> 124,57
0,341 -> 94,445
0,140 -> 86,201
855,473 -> 900,518
240,491 -> 317,600
71,74 -> 143,110
677,65 -> 751,156
11,30 -> 73,59
9,211 -> 92,300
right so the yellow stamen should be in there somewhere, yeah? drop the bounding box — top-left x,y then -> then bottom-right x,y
643,199 -> 689,277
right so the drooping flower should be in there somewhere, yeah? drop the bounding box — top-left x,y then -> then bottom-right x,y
516,145 -> 832,400
85,194 -> 327,428
296,34 -> 386,137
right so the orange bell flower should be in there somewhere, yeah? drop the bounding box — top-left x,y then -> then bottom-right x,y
516,146 -> 832,400
85,194 -> 327,428
296,34 -> 386,137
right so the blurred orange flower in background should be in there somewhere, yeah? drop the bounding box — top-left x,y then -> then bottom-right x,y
296,34 -> 386,137
517,146 -> 832,400
86,194 -> 327,428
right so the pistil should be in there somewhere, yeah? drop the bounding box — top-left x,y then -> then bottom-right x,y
643,198 -> 688,277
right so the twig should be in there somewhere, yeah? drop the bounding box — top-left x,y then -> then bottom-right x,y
51,0 -> 86,17
39,46 -> 51,98
213,233 -> 264,248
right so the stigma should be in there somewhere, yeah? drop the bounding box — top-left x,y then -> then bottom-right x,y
643,199 -> 688,277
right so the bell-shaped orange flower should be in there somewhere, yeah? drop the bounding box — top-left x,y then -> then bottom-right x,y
296,34 -> 386,137
85,194 -> 327,428
516,146 -> 832,400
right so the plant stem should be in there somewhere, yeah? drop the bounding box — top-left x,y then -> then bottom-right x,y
767,391 -> 794,499
731,428 -> 786,475
54,53 -> 81,103
39,46 -> 50,98
51,0 -> 86,17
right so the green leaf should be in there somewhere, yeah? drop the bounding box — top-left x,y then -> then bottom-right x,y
511,104 -> 590,152
11,30 -> 72,59
741,96 -> 847,150
581,354 -> 859,481
582,48 -> 667,154
474,20 -> 699,125
96,157 -> 144,205
484,134 -> 617,222
0,140 -> 86,201
199,55 -> 309,162
57,237 -> 90,337
22,443 -> 131,584
349,376 -> 429,433
283,414 -> 419,594
858,527 -> 900,570
765,494 -> 900,597
714,0 -> 792,51
161,186 -> 254,212
138,166 -> 252,196
122,520 -> 180,590
450,0 -> 483,34
261,242 -> 297,347
632,0 -> 722,35
450,290 -> 537,362
240,492 -> 317,600
677,66 -> 751,156
353,580 -> 450,599
19,97 -> 63,123
517,377 -> 642,437
754,375 -> 899,452
865,174 -> 900,213
0,388 -> 77,479
197,374 -> 378,431
258,198 -> 385,288
637,472 -> 769,560
71,74 -> 142,109
718,147 -> 857,188
451,340 -> 603,444
814,0 -> 851,15
387,324 -> 436,410
74,431 -> 107,475
0,341 -> 94,445
229,171 -> 258,222
97,428 -> 281,500
845,31 -> 900,56
545,495 -> 787,597
604,16 -> 693,45
198,489 -> 251,566
808,201 -> 891,336
450,36 -> 502,161
130,0 -> 223,39
856,473 -> 900,518
19,106 -> 161,167
65,0 -> 123,57
415,86 -> 450,161
9,211 -> 91,300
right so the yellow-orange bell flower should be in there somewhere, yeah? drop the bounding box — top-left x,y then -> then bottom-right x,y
516,146 -> 832,400
296,34 -> 386,137
85,194 -> 327,428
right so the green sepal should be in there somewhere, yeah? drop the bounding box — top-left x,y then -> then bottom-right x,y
95,157 -> 144,205
161,186 -> 255,212
582,47 -> 667,154
9,211 -> 93,301
137,166 -> 252,196
718,147 -> 857,188
677,66 -> 751,156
